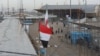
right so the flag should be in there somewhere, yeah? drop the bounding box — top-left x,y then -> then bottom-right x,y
45,10 -> 50,27
39,10 -> 52,48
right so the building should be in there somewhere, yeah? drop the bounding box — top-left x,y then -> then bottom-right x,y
36,5 -> 98,19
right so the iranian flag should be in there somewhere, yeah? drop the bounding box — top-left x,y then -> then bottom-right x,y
39,10 -> 53,48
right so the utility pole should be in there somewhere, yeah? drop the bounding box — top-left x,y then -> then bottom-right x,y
78,0 -> 82,56
84,0 -> 87,18
20,0 -> 24,15
7,0 -> 9,15
12,7 -> 15,14
19,0 -> 24,25
34,0 -> 35,9
98,0 -> 100,18
1,2 -> 3,15
70,0 -> 71,18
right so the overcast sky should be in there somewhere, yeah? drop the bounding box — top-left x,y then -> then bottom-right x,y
0,0 -> 100,11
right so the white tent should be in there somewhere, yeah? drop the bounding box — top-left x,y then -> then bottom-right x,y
0,18 -> 37,56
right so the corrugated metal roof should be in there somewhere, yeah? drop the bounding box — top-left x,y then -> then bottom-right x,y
40,5 -> 97,13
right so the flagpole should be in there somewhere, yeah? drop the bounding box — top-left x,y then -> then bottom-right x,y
44,4 -> 48,56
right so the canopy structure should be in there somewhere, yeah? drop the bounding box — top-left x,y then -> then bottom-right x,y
0,18 -> 37,56
36,5 -> 97,18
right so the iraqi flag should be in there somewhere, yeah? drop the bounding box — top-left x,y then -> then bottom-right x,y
39,10 -> 53,48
